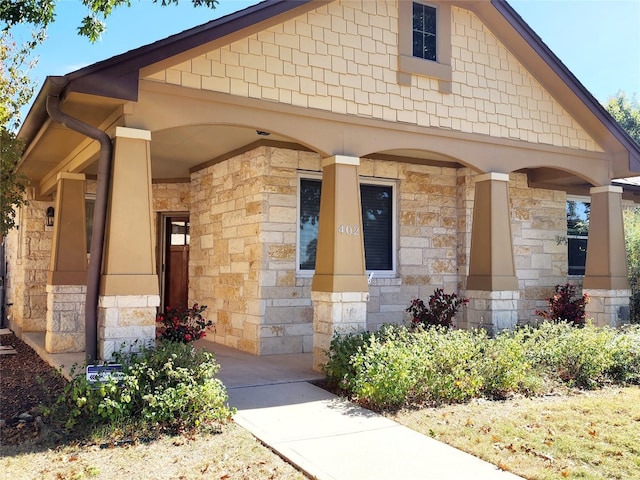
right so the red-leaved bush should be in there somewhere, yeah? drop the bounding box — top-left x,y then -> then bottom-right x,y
536,283 -> 589,327
157,303 -> 213,343
406,289 -> 469,329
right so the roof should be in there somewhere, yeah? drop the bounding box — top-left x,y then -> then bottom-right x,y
18,0 -> 640,176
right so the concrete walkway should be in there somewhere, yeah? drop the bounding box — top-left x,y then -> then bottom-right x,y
23,334 -> 522,479
208,342 -> 523,480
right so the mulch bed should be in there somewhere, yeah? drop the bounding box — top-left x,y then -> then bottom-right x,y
0,332 -> 68,445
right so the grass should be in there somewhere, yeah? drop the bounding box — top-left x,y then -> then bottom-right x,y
0,422 -> 307,480
389,386 -> 640,480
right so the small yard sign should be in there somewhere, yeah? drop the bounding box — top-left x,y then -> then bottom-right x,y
86,364 -> 124,384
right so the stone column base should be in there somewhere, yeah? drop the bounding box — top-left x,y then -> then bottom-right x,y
311,291 -> 368,372
463,290 -> 519,336
45,284 -> 87,353
584,289 -> 631,327
97,294 -> 160,361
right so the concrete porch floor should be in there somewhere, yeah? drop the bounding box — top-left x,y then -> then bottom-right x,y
20,332 -> 322,388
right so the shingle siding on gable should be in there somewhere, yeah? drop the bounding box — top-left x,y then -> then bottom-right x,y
145,1 -> 601,153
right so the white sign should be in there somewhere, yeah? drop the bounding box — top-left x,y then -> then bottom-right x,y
86,364 -> 125,384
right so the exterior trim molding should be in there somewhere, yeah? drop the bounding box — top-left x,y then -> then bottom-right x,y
114,126 -> 151,141
322,155 -> 360,167
590,185 -> 623,195
475,172 -> 510,183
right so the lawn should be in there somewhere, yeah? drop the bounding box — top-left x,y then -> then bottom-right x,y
390,386 -> 640,480
0,422 -> 307,480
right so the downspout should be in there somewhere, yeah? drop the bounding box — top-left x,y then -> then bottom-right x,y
45,77 -> 113,364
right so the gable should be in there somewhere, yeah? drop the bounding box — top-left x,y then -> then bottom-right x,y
143,1 -> 602,155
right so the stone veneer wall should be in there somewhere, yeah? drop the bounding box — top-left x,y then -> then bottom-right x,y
146,1 -> 600,153
45,285 -> 86,353
509,173 -> 568,324
4,188 -> 53,333
457,171 -> 568,327
152,182 -> 190,213
189,146 -> 321,354
187,146 -> 576,353
362,158 -> 460,330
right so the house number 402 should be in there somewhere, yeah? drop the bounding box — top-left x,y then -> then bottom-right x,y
338,225 -> 360,235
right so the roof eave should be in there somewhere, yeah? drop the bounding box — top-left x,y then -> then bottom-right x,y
18,0 -> 319,146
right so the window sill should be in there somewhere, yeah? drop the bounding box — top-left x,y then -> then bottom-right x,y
398,54 -> 452,87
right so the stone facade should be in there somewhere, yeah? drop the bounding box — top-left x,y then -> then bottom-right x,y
585,289 -> 632,327
4,188 -> 54,334
146,1 -> 600,153
312,291 -> 368,370
189,146 -> 319,354
465,289 -> 520,335
97,294 -> 159,360
45,284 -> 86,353
184,144 -> 583,354
509,174 -> 568,323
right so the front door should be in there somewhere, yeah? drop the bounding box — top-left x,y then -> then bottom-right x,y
163,216 -> 190,310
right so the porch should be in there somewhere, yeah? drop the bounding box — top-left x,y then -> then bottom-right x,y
20,331 -> 322,387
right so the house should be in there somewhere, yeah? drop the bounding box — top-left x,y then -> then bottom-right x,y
6,0 -> 640,370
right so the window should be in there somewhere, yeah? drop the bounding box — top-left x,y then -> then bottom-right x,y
85,197 -> 95,253
398,1 -> 451,92
413,2 -> 437,61
170,220 -> 190,246
567,199 -> 590,276
298,177 -> 396,274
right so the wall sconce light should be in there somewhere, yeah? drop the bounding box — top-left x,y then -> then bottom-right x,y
46,207 -> 55,227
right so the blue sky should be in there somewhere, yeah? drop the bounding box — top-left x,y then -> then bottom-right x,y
13,0 -> 640,124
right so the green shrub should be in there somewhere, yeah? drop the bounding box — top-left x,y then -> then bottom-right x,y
50,341 -> 233,434
349,329 -> 419,409
605,325 -> 640,384
415,328 -> 484,404
479,330 -> 543,399
522,322 -> 627,389
323,324 -> 404,392
325,322 -> 640,410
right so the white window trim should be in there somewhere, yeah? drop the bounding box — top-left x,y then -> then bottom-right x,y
296,173 -> 398,278
398,0 -> 452,93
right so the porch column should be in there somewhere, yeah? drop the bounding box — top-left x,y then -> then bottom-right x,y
98,127 -> 159,360
311,155 -> 369,371
46,173 -> 87,353
583,185 -> 630,327
465,173 -> 519,334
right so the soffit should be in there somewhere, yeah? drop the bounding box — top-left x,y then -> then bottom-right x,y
18,93 -> 124,182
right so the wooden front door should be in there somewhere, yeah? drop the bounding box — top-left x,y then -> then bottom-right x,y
164,216 -> 190,309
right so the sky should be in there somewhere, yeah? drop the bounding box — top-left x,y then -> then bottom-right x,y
11,0 -> 640,125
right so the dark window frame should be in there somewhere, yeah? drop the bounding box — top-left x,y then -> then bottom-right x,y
566,198 -> 590,276
297,176 -> 397,276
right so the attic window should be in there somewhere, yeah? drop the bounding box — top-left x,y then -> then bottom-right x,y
398,0 -> 452,93
413,3 -> 437,61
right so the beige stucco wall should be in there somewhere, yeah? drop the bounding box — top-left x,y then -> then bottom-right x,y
146,0 -> 600,153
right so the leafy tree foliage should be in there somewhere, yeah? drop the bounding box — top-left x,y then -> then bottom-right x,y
1,32 -> 36,235
605,91 -> 640,145
1,0 -> 219,42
